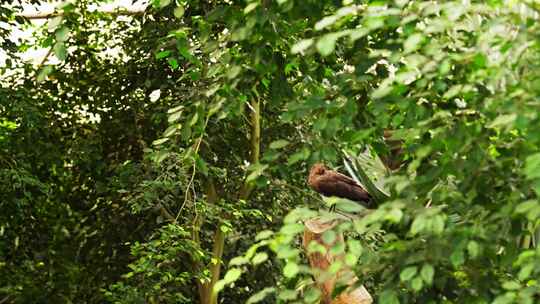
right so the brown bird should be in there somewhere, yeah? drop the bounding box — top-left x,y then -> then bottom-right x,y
308,163 -> 372,208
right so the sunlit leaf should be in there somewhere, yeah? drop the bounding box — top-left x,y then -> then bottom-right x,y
400,266 -> 417,281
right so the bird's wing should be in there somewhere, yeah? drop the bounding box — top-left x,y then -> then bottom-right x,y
317,173 -> 371,203
333,171 -> 363,187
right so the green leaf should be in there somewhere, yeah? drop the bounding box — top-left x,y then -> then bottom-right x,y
156,50 -> 171,59
279,223 -> 304,236
404,33 -> 424,53
316,34 -> 338,57
400,266 -> 417,282
168,105 -> 184,114
246,164 -> 268,183
287,147 -> 310,165
291,39 -> 313,54
385,208 -> 403,223
432,215 -> 445,234
379,290 -> 399,304
168,111 -> 183,123
420,264 -> 434,285
174,5 -> 185,18
515,200 -> 539,214
347,240 -> 363,256
229,256 -> 249,266
154,150 -> 169,163
244,2 -> 259,14
213,280 -> 226,294
152,137 -> 169,146
163,124 -> 180,137
315,15 -> 338,31
502,281 -> 520,290
37,65 -> 53,82
467,241 -> 480,258
304,287 -> 322,303
223,268 -> 242,284
167,57 -> 179,69
48,16 -> 62,31
153,0 -> 171,9
255,230 -> 273,241
54,42 -> 67,61
410,216 -> 426,235
525,153 -> 540,179
247,287 -> 275,304
195,156 -> 209,176
55,26 -> 69,42
321,230 -> 336,244
283,262 -> 299,278
334,198 -> 365,213
277,289 -> 297,300
487,113 -> 516,129
411,276 -> 423,291
450,249 -> 465,267
252,252 -> 268,265
269,140 -> 290,150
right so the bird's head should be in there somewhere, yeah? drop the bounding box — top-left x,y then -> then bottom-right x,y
310,163 -> 327,176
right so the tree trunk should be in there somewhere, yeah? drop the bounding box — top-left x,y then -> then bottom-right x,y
303,218 -> 372,304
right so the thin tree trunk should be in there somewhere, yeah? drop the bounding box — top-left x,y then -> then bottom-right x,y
201,94 -> 261,304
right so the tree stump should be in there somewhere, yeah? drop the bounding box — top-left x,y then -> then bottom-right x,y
303,218 -> 372,304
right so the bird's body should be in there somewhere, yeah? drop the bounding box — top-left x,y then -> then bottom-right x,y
308,163 -> 372,208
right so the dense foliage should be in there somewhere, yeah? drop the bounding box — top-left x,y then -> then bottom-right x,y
1,0 -> 540,303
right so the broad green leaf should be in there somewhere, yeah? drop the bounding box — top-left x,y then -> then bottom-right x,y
244,2 -> 259,14
410,216 -> 426,235
252,252 -> 268,265
347,239 -> 363,256
246,164 -> 268,183
54,42 -> 67,61
55,26 -> 69,42
48,16 -> 62,31
174,5 -> 185,18
400,266 -> 417,282
487,114 -> 517,129
278,289 -> 297,300
322,230 -> 336,244
316,33 -> 341,56
404,33 -> 424,53
223,268 -> 242,284
269,140 -> 290,149
502,281 -> 520,290
304,287 -> 322,303
152,137 -> 169,146
525,153 -> 540,179
247,287 -> 275,304
287,147 -> 310,165
515,200 -> 539,214
283,262 -> 299,278
335,198 -> 365,213
167,57 -> 179,69
156,50 -> 171,59
450,249 -> 465,267
279,223 -> 304,236
291,39 -> 313,54
229,256 -> 249,266
37,65 -> 53,83
411,276 -> 423,291
255,230 -> 273,241
379,290 -> 399,304
467,241 -> 480,258
315,15 -> 338,31
420,264 -> 434,285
